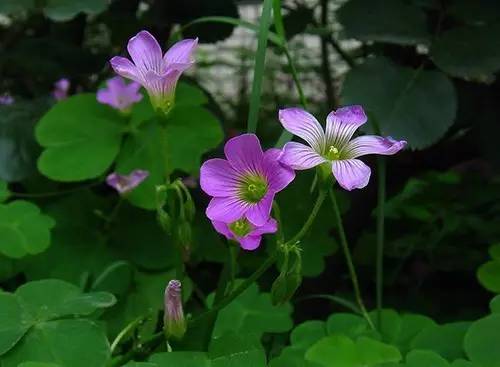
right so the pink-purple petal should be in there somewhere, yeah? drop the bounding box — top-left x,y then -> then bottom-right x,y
278,108 -> 325,152
245,192 -> 273,226
163,38 -> 198,65
206,197 -> 248,223
343,136 -> 407,159
331,159 -> 371,191
251,217 -> 278,236
280,142 -> 327,170
211,220 -> 234,239
239,236 -> 261,251
110,56 -> 141,82
224,134 -> 264,174
263,148 -> 296,192
127,30 -> 163,75
200,158 -> 240,197
325,105 -> 367,148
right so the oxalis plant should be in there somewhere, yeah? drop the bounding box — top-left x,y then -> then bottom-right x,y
1,7 -> 500,367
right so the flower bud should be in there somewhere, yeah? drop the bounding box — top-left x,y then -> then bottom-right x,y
163,280 -> 186,340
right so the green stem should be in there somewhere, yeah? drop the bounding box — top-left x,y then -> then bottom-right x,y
247,0 -> 273,133
189,250 -> 279,326
329,189 -> 375,330
376,157 -> 386,328
288,189 -> 326,244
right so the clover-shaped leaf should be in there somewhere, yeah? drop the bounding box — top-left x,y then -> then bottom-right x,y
341,57 -> 457,149
0,279 -> 115,363
210,282 -> 293,338
0,200 -> 55,258
36,94 -> 125,182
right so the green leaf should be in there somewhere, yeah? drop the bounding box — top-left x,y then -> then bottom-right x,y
211,282 -> 293,339
489,244 -> 500,260
405,350 -> 450,367
91,261 -> 134,297
36,94 -> 124,182
477,260 -> 500,293
114,120 -> 167,210
209,332 -> 267,367
337,0 -> 429,45
430,24 -> 500,80
0,293 -> 33,355
274,171 -> 339,277
305,335 -> 401,367
326,313 -> 369,339
15,279 -> 115,320
149,352 -> 210,367
1,319 -> 110,367
491,295 -> 500,314
124,363 -> 157,367
23,191 -> 115,284
18,362 -> 61,367
464,314 -> 500,367
166,106 -> 224,175
411,322 -> 469,360
0,99 -> 47,182
341,57 -> 457,149
176,83 -> 209,107
43,0 -> 108,21
0,180 -> 10,202
0,200 -> 55,258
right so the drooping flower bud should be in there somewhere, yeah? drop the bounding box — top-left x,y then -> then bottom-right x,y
53,78 -> 70,101
106,170 -> 149,194
163,279 -> 186,340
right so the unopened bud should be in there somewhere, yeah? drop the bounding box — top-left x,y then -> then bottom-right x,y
163,280 -> 186,340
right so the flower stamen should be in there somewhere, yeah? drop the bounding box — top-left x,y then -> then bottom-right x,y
239,174 -> 268,203
325,145 -> 340,160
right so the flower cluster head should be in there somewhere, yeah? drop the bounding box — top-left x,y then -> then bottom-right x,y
0,93 -> 14,105
106,169 -> 149,194
110,30 -> 198,114
200,134 -> 295,250
97,76 -> 142,113
163,279 -> 186,340
279,106 -> 407,190
53,78 -> 70,101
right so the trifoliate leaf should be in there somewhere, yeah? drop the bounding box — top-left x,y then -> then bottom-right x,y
0,200 -> 55,258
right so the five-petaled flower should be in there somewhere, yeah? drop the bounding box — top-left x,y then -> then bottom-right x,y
106,170 -> 149,194
211,217 -> 277,250
110,30 -> 197,114
279,106 -> 406,190
200,134 -> 295,228
53,78 -> 70,101
97,76 -> 142,113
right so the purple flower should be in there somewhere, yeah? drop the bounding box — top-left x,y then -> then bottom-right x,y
200,134 -> 295,227
278,106 -> 407,190
106,170 -> 149,194
53,78 -> 70,101
97,76 -> 143,113
163,280 -> 186,339
0,93 -> 14,105
212,217 -> 277,250
110,30 -> 198,114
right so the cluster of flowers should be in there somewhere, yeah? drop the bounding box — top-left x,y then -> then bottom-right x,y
200,107 -> 406,249
86,30 -> 407,250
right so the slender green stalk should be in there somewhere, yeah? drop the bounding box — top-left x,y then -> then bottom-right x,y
272,201 -> 284,243
376,157 -> 386,328
247,0 -> 273,133
288,189 -> 326,244
329,189 -> 375,330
